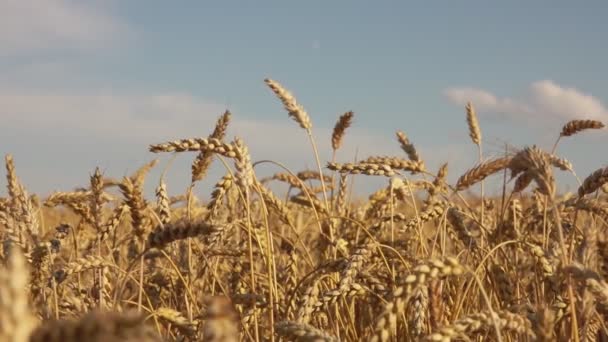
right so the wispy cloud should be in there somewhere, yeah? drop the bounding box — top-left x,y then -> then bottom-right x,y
0,0 -> 129,55
444,80 -> 608,122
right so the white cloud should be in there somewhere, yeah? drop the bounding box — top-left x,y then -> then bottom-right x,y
527,81 -> 607,121
444,80 -> 608,122
0,0 -> 128,55
0,92 -> 226,141
0,90 -> 396,165
0,89 -> 476,196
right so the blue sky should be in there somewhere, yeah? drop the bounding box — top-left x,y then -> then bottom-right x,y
1,0 -> 607,197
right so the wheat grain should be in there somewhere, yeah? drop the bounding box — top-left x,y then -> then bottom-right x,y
465,102 -> 481,146
332,111 -> 354,151
457,157 -> 511,191
264,79 -> 312,130
192,110 -> 231,182
560,119 -> 604,137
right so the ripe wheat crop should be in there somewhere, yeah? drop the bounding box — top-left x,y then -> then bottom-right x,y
0,79 -> 607,341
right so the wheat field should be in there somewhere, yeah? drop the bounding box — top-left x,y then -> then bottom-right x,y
1,78 -> 607,342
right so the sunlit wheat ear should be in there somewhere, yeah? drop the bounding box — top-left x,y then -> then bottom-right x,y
295,279 -> 321,324
456,156 -> 512,191
191,110 -> 231,182
206,173 -> 234,219
396,130 -> 422,163
465,101 -> 481,146
560,119 -> 604,137
261,172 -> 301,189
0,248 -> 36,342
332,111 -> 354,151
290,192 -> 329,215
446,207 -> 480,250
119,176 -> 151,256
328,161 -> 396,177
155,178 -> 170,224
264,78 -> 312,129
545,153 -> 573,172
89,167 -> 105,231
336,173 -> 348,214
233,137 -> 254,191
53,255 -> 112,285
408,285 -> 429,337
4,154 -> 39,239
363,156 -> 425,174
44,191 -> 93,207
578,166 -> 608,197
85,204 -> 128,252
154,307 -> 197,337
509,146 -> 555,197
424,310 -> 533,341
5,154 -> 22,209
313,241 -> 374,312
512,171 -> 534,193
297,170 -> 332,183
147,219 -> 217,248
131,158 -> 159,187
402,200 -> 449,232
371,257 -> 464,342
427,162 -> 449,199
